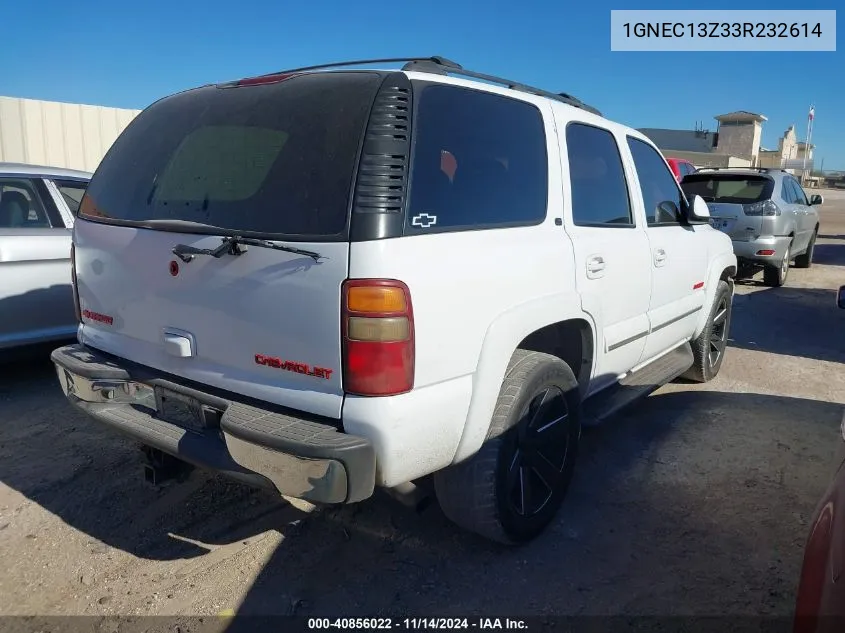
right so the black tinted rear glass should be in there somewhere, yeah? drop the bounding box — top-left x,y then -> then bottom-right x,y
80,72 -> 381,238
681,174 -> 774,203
406,83 -> 548,232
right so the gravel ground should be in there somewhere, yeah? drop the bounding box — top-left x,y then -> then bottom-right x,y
1,189 -> 844,619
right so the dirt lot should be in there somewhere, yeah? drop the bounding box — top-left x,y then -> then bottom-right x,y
1,190 -> 844,618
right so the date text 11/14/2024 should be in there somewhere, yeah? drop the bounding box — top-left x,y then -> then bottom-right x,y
307,618 -> 529,630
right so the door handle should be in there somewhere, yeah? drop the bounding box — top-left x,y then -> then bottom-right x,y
586,255 -> 606,278
654,248 -> 667,266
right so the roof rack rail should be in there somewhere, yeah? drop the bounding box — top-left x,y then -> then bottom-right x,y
750,167 -> 788,173
401,59 -> 602,116
694,166 -> 786,174
249,56 -> 602,117
255,56 -> 464,76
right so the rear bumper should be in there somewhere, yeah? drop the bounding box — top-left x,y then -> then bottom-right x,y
733,235 -> 792,265
51,344 -> 376,504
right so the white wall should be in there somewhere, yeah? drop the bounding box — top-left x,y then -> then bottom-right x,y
727,156 -> 753,168
0,96 -> 141,173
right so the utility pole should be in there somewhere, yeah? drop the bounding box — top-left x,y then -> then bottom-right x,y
802,105 -> 814,184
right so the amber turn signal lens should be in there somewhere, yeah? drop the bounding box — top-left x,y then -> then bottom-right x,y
347,286 -> 407,313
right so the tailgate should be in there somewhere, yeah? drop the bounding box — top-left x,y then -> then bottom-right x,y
682,173 -> 773,242
70,71 -> 384,419
706,202 -> 762,242
75,221 -> 348,418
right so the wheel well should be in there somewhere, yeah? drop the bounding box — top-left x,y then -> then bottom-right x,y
720,266 -> 736,281
517,319 -> 593,392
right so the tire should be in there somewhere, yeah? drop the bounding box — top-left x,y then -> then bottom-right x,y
682,279 -> 733,383
763,240 -> 792,287
434,350 -> 581,545
794,229 -> 818,269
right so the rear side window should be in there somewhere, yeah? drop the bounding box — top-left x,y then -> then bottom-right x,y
681,174 -> 774,204
79,72 -> 382,239
53,179 -> 88,215
405,84 -> 548,232
788,178 -> 809,205
566,123 -> 633,227
0,178 -> 53,228
781,179 -> 799,203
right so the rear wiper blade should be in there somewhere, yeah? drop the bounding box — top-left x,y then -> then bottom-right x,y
172,235 -> 322,263
234,237 -> 323,262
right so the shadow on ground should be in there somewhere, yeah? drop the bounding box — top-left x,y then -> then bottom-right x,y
1,356 -> 841,616
813,243 -> 845,267
729,286 -> 845,364
222,389 -> 842,619
0,354 -> 297,562
812,230 -> 845,268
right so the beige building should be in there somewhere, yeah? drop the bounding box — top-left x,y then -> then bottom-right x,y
712,111 -> 767,166
0,96 -> 141,173
638,111 -> 769,169
658,150 -> 752,169
640,109 -> 815,180
758,125 -> 815,175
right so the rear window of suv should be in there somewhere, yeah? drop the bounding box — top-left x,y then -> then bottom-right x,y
680,173 -> 774,204
79,72 -> 382,239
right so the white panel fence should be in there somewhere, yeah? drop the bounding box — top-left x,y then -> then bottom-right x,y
0,96 -> 140,173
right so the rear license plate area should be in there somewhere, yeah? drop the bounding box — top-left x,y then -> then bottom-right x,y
709,217 -> 734,234
155,388 -> 216,433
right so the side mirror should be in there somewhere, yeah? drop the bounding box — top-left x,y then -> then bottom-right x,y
686,194 -> 711,224
838,286 -> 845,309
810,194 -> 824,206
656,200 -> 681,223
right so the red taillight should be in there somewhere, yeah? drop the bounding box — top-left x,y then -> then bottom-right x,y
70,243 -> 81,323
756,249 -> 776,256
341,279 -> 414,397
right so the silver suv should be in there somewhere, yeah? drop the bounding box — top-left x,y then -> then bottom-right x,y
681,168 -> 821,287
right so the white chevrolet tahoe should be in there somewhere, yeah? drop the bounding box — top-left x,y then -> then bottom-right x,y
51,57 -> 737,544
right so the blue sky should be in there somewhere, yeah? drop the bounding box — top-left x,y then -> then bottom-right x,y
2,0 -> 842,169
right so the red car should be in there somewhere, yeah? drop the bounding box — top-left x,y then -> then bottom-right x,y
665,157 -> 697,183
793,286 -> 845,633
